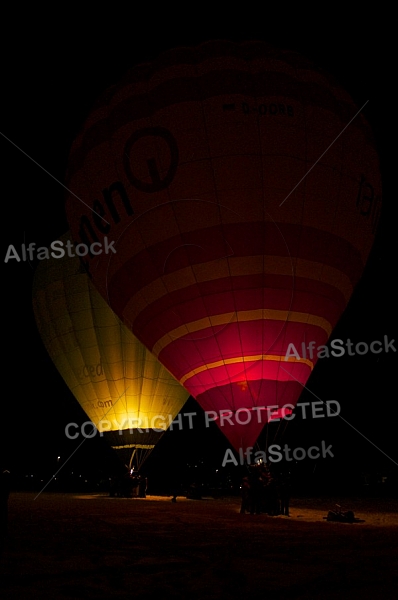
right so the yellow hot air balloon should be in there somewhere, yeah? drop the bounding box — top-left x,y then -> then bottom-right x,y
32,233 -> 189,469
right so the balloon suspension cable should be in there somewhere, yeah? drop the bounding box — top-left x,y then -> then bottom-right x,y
128,447 -> 153,472
128,448 -> 137,470
257,412 -> 290,465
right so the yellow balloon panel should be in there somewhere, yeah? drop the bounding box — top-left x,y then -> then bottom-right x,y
32,234 -> 189,437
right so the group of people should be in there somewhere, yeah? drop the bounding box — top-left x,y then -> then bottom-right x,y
109,471 -> 147,498
240,463 -> 291,516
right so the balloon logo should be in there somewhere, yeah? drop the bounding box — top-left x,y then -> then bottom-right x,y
32,233 -> 189,468
65,41 -> 381,452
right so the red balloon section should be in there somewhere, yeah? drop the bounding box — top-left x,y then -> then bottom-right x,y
65,42 -> 381,452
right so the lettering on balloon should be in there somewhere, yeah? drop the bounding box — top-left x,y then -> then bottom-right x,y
78,181 -> 134,261
97,400 -> 113,408
75,127 -> 179,273
123,127 -> 179,193
77,360 -> 103,380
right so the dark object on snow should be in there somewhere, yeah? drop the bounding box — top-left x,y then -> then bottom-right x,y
278,471 -> 291,516
324,504 -> 362,523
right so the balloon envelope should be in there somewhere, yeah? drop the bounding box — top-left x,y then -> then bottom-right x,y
65,41 -> 381,451
32,233 -> 189,467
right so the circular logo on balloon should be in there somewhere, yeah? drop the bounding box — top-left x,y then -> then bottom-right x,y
123,127 -> 179,193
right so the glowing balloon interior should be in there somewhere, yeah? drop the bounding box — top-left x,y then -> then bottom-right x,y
32,233 -> 189,468
65,41 -> 381,452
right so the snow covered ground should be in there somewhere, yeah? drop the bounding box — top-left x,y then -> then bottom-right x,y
1,493 -> 397,598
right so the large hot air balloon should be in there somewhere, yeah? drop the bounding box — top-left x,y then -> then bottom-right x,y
32,233 -> 189,468
65,41 -> 381,453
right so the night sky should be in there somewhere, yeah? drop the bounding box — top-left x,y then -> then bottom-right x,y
1,16 -> 396,490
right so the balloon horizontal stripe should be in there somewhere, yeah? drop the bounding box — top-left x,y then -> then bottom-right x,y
131,273 -> 345,354
122,263 -> 351,341
180,353 -> 313,387
110,222 -> 363,316
185,360 -> 311,400
150,309 -> 332,358
186,375 -> 311,404
156,319 -> 327,386
109,445 -> 155,450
